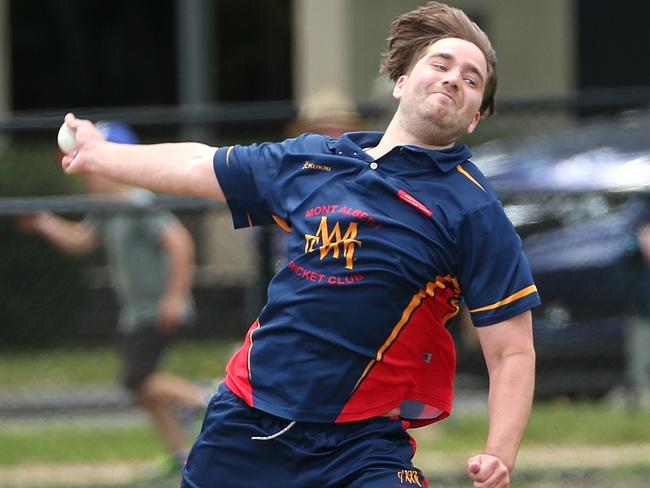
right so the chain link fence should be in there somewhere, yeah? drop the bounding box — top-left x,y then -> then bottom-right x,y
0,91 -> 649,486
1,93 -> 649,367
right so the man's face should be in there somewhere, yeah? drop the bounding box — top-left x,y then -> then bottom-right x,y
393,37 -> 488,147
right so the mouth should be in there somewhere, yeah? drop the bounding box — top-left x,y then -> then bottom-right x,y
432,92 -> 456,105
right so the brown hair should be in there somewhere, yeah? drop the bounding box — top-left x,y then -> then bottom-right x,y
380,1 -> 497,116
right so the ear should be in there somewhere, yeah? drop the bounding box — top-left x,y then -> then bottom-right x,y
465,111 -> 481,134
392,75 -> 408,100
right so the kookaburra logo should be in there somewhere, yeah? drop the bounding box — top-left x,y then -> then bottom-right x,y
304,216 -> 361,270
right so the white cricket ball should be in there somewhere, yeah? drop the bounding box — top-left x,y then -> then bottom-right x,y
57,121 -> 77,154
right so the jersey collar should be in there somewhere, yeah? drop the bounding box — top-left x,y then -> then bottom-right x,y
335,131 -> 472,173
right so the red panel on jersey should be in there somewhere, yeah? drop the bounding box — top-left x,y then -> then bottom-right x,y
335,278 -> 459,426
225,320 -> 260,407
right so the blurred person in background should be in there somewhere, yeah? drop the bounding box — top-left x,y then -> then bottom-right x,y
57,3 -> 539,487
627,203 -> 650,406
285,88 -> 366,138
19,122 -> 207,475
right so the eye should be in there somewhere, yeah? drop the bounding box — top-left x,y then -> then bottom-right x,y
433,63 -> 447,71
464,78 -> 477,88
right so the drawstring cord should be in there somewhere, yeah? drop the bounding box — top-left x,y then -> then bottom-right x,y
251,420 -> 297,441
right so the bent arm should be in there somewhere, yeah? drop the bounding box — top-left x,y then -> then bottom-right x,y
476,311 -> 536,471
61,114 -> 224,200
157,220 -> 196,331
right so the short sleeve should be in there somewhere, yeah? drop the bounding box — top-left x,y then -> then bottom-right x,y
139,210 -> 176,241
82,211 -> 103,233
213,134 -> 329,229
457,200 -> 541,326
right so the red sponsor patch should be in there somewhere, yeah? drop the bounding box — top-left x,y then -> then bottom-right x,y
397,190 -> 433,217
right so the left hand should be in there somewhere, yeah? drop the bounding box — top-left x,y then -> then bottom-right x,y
157,294 -> 186,334
467,454 -> 510,488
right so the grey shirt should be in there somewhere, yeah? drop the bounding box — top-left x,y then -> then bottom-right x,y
85,189 -> 195,332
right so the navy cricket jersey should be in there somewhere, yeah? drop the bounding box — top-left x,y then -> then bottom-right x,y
213,131 -> 540,427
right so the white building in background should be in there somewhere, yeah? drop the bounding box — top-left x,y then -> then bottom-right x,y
292,0 -> 575,108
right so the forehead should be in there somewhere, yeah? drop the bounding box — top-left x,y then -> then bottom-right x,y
421,37 -> 488,77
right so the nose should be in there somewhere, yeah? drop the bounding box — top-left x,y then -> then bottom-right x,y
441,70 -> 461,90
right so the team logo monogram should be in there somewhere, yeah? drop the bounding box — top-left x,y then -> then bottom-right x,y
304,216 -> 361,270
397,469 -> 423,486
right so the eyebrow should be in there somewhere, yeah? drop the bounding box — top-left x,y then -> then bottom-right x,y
428,52 -> 486,82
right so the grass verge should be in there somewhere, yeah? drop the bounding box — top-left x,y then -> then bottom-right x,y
1,401 -> 649,468
0,340 -> 236,391
1,342 -> 649,487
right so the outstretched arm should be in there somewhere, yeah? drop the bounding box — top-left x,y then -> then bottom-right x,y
18,212 -> 99,255
466,310 -> 536,488
60,113 -> 224,200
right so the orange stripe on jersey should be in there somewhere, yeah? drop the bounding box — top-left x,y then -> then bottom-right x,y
272,215 -> 292,233
351,276 -> 460,393
469,284 -> 538,313
246,321 -> 260,383
456,164 -> 485,192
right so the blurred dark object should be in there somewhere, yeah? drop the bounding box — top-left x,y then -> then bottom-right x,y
459,110 -> 650,399
0,217 -> 89,348
522,202 -> 643,398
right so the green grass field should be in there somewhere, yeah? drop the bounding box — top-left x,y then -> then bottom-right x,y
2,403 -> 649,488
0,340 -> 236,391
1,341 -> 649,487
2,401 -> 648,467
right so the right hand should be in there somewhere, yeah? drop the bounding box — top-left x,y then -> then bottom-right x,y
60,113 -> 106,175
467,454 -> 510,488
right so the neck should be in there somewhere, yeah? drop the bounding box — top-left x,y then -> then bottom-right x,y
365,114 -> 455,160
